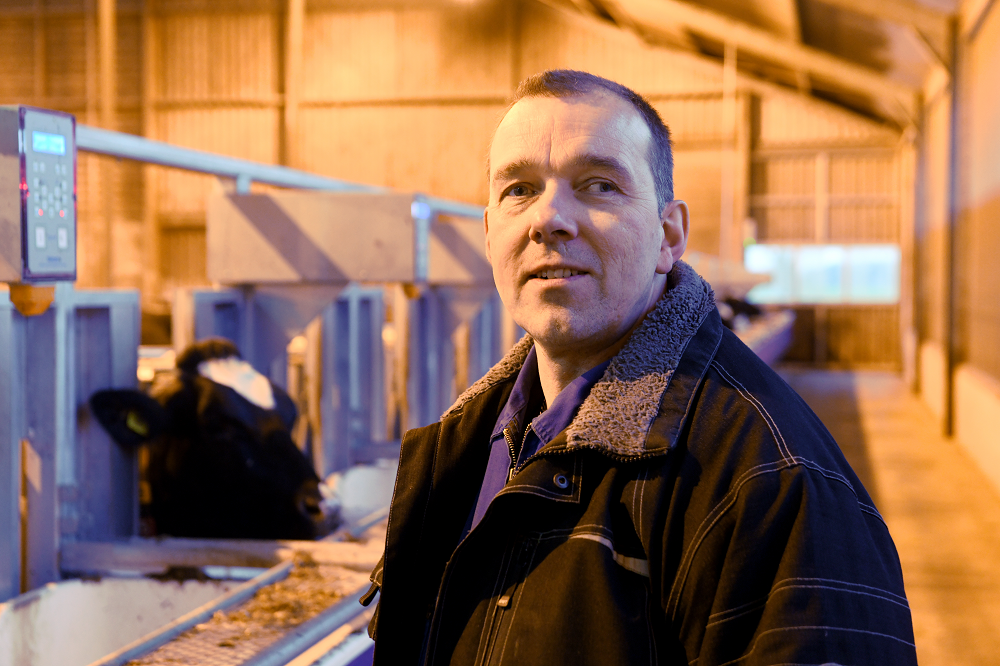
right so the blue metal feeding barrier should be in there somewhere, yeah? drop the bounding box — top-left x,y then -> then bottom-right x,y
1,113 -> 513,665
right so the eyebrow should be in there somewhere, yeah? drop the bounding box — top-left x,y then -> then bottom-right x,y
491,154 -> 633,185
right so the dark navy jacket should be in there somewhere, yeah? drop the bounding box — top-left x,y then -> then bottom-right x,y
364,262 -> 917,665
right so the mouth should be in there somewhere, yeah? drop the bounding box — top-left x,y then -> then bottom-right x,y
529,268 -> 587,280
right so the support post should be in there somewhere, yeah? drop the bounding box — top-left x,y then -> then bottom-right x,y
98,0 -> 118,287
141,2 -> 163,313
720,42 -> 738,262
283,0 -> 305,169
944,17 -> 961,436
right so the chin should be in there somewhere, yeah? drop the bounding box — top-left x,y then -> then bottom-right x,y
520,313 -> 596,349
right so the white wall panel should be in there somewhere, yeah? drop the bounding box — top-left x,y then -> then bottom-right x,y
959,1 -> 1000,382
303,11 -> 399,100
654,97 -> 726,145
303,6 -> 512,101
43,17 -> 87,99
519,3 -> 724,95
297,105 -> 500,205
159,11 -> 279,100
0,19 -> 36,99
757,92 -> 898,147
673,149 -> 722,256
156,108 -> 280,216
917,93 -> 951,346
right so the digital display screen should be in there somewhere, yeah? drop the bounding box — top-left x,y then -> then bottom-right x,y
32,131 -> 66,156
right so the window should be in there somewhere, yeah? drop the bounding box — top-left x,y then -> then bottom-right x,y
745,244 -> 900,304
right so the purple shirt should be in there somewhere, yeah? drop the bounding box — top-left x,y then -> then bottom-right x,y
465,347 -> 611,535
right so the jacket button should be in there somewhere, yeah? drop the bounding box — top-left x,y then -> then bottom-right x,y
553,473 -> 570,489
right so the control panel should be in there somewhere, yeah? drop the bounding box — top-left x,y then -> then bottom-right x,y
0,105 -> 76,282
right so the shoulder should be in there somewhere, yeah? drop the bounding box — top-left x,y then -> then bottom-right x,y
690,327 -> 855,476
667,325 -> 885,555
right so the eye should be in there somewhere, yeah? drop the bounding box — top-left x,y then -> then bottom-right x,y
582,180 -> 617,194
502,183 -> 535,199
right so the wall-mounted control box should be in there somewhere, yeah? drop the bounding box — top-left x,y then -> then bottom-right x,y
0,105 -> 76,282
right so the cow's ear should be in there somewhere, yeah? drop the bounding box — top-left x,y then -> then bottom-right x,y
89,389 -> 168,448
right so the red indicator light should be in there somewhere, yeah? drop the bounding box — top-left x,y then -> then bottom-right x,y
59,210 -> 65,217
38,208 -> 44,217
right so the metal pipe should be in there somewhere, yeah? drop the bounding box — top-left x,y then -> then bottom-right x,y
76,124 -> 383,193
75,125 -> 485,219
417,195 -> 485,220
239,583 -> 373,666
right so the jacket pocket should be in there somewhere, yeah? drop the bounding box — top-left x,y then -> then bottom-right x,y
473,538 -> 536,666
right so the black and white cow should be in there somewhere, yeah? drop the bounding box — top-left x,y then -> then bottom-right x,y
91,338 -> 335,540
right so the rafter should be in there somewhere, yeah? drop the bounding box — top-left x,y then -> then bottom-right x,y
605,0 -> 917,124
809,0 -> 951,41
778,0 -> 811,92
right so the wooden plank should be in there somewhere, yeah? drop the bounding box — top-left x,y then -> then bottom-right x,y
61,533 -> 384,575
206,191 -> 416,284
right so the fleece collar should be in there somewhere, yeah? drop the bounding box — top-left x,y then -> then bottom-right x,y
442,261 -> 717,458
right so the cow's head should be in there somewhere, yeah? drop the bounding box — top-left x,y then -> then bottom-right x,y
89,388 -> 168,448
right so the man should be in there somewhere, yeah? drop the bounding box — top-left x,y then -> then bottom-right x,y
361,70 -> 917,665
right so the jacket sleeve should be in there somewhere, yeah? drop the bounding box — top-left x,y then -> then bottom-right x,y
360,551 -> 384,640
663,463 -> 917,666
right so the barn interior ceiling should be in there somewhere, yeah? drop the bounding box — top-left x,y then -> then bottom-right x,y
536,0 -> 959,129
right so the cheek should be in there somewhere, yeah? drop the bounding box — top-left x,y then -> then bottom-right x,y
598,225 -> 660,280
486,232 -> 522,297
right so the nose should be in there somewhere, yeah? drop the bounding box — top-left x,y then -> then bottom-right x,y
528,181 -> 579,244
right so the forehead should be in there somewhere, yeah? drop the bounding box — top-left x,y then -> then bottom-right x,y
489,92 -> 653,178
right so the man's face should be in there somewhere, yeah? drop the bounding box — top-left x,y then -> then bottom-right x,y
485,92 -> 688,358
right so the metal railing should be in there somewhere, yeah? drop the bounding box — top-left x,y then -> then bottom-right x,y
75,124 -> 484,220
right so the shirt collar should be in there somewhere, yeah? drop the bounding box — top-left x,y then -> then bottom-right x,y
532,358 -> 610,445
490,346 -> 540,441
490,345 -> 611,447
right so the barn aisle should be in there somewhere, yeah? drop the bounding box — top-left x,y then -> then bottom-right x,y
779,368 -> 1000,666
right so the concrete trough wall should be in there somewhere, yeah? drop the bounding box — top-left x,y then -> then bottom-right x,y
0,576 -> 240,666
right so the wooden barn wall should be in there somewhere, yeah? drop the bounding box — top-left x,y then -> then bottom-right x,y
0,0 -> 905,365
957,2 -> 1000,384
750,90 -> 904,369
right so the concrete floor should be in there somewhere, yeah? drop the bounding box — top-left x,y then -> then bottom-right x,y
780,368 -> 1000,666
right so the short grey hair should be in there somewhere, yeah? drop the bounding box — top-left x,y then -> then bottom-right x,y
490,69 -> 674,209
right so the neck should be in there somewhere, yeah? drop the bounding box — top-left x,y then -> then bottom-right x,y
534,275 -> 668,404
533,342 -> 619,406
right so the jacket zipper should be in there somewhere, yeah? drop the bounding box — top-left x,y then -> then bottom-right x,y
504,422 -> 536,482
503,425 -> 517,482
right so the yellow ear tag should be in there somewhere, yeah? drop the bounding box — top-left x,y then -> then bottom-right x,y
125,411 -> 149,437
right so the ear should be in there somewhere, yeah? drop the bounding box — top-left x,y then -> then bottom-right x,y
89,389 -> 168,448
483,207 -> 493,265
656,199 -> 689,274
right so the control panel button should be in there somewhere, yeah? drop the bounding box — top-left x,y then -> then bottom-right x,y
57,228 -> 67,249
35,227 -> 45,248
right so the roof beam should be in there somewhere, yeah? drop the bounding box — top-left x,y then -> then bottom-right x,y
809,0 -> 951,41
777,0 -> 811,91
606,0 -> 917,123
